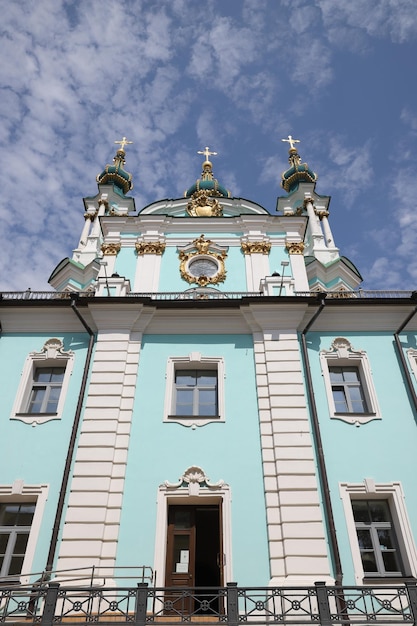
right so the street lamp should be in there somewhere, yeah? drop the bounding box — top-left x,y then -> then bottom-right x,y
279,261 -> 289,296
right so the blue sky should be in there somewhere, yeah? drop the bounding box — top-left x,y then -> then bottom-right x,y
1,0 -> 417,291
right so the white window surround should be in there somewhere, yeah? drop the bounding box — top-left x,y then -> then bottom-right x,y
163,353 -> 225,428
407,348 -> 417,381
10,338 -> 74,426
320,337 -> 381,426
153,466 -> 232,588
340,480 -> 417,585
0,481 -> 49,584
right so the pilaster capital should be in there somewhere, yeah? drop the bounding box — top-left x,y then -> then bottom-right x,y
286,241 -> 305,255
241,241 -> 271,255
101,242 -> 121,256
135,241 -> 166,255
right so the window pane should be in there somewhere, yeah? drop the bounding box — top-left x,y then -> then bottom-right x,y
0,505 -> 19,526
176,371 -> 196,386
174,510 -> 191,530
361,551 -> 378,573
349,385 -> 367,411
382,551 -> 401,573
198,371 -> 217,386
329,368 -> 344,383
50,368 -> 65,382
352,501 -> 370,523
377,528 -> 395,550
13,533 -> 29,555
357,529 -> 373,550
8,556 -> 25,576
198,387 -> 217,415
17,505 -> 35,526
0,533 -> 9,553
28,388 -> 46,413
370,501 -> 390,522
343,368 -> 360,382
46,387 -> 61,413
332,388 -> 348,412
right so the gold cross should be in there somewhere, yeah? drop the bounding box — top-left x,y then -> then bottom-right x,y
114,136 -> 133,151
198,146 -> 218,161
281,135 -> 300,150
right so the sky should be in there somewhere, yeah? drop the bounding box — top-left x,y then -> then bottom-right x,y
1,0 -> 417,292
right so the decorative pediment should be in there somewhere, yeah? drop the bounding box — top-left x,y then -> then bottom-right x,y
163,466 -> 225,496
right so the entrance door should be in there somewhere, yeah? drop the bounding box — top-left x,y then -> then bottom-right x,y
165,504 -> 222,612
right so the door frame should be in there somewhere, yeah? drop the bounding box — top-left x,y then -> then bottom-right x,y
153,467 -> 232,588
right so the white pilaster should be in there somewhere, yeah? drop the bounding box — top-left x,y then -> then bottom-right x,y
55,326 -> 142,583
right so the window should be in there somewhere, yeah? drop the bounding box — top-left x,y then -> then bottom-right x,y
0,482 -> 48,584
27,367 -> 66,414
174,369 -> 218,417
0,503 -> 35,578
329,366 -> 368,413
340,481 -> 417,584
164,353 -> 225,427
10,338 -> 74,426
352,500 -> 402,576
320,338 -> 381,425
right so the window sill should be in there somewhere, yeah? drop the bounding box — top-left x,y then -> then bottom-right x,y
331,412 -> 380,426
11,412 -> 60,426
362,575 -> 413,584
166,415 -> 223,428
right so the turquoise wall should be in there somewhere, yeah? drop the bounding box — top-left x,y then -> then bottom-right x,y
0,332 -> 90,580
117,333 -> 270,586
307,331 -> 417,584
114,247 -> 135,286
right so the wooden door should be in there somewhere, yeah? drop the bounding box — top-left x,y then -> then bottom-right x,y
165,504 -> 222,614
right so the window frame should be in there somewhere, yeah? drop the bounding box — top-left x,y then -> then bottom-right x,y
320,337 -> 381,425
0,482 -> 48,584
340,480 -> 417,584
10,338 -> 74,426
163,353 -> 225,428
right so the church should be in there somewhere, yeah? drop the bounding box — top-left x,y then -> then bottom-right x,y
1,137 -> 417,624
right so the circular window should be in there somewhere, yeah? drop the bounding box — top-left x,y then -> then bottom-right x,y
188,257 -> 219,278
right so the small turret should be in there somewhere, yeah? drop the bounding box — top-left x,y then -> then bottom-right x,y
96,136 -> 133,195
281,135 -> 317,193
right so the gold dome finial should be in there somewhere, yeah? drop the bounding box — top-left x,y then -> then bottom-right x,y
197,146 -> 217,180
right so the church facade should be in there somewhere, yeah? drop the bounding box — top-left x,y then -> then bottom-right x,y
1,138 -> 417,623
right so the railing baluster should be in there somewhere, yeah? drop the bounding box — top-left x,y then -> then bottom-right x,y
406,582 -> 417,625
40,582 -> 59,626
315,581 -> 332,626
227,582 -> 239,626
134,582 -> 148,626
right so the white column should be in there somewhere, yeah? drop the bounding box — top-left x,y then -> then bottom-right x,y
321,213 -> 335,248
305,200 -> 322,237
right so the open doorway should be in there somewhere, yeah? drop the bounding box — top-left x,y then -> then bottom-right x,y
165,504 -> 222,612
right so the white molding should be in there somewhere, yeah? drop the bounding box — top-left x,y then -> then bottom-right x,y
163,354 -> 225,428
0,482 -> 49,584
339,480 -> 417,584
407,348 -> 417,381
320,337 -> 381,426
153,466 -> 232,587
10,339 -> 74,426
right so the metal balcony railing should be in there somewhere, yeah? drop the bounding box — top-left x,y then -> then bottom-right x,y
1,581 -> 417,625
0,290 -> 416,301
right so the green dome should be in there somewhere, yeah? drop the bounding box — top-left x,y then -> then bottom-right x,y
185,177 -> 229,198
96,149 -> 133,195
281,147 -> 317,193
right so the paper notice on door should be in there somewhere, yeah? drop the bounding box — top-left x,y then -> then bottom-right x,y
180,550 -> 189,564
176,563 -> 188,573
